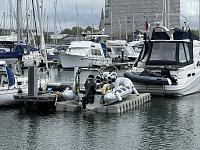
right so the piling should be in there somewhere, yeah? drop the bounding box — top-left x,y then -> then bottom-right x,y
28,66 -> 38,97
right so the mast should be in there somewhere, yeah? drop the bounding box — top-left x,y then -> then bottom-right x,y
9,0 -> 14,32
17,0 -> 22,45
35,0 -> 49,71
133,12 -> 135,36
26,0 -> 30,44
54,0 -> 57,45
119,18 -> 121,40
76,4 -> 79,40
91,9 -> 94,33
199,0 -> 200,40
125,16 -> 127,40
167,0 -> 170,28
110,10 -> 113,40
3,12 -> 5,35
164,0 -> 167,27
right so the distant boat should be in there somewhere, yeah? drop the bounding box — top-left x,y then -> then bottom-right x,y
106,40 -> 141,62
125,25 -> 200,96
55,39 -> 112,69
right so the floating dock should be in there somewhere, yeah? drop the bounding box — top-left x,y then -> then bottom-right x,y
14,94 -> 59,110
56,93 -> 151,113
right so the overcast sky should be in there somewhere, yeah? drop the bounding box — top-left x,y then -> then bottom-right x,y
0,0 -> 199,31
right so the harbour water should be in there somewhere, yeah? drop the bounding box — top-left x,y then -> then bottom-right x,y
1,69 -> 200,150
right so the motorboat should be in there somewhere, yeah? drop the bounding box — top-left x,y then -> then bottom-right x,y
124,25 -> 200,96
107,40 -> 141,62
0,61 -> 48,106
55,40 -> 112,69
62,68 -> 139,109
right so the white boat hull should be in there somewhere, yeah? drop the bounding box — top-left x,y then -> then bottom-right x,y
134,75 -> 200,96
57,54 -> 112,69
0,78 -> 48,106
0,86 -> 28,106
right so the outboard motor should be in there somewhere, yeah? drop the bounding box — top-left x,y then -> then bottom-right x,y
82,75 -> 96,109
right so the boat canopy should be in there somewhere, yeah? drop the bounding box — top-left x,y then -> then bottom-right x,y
145,40 -> 193,66
135,27 -> 194,67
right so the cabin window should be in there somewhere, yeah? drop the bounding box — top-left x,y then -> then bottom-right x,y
179,43 -> 187,63
178,42 -> 190,64
184,43 -> 190,61
149,42 -> 176,62
91,49 -> 102,56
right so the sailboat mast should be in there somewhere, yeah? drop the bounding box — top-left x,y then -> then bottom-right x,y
17,0 -> 22,45
3,12 -> 5,35
111,10 -> 113,40
199,0 -> 200,40
35,0 -> 49,71
54,0 -> 57,45
26,0 -> 30,44
167,0 -> 170,28
76,4 -> 79,40
9,0 -> 13,32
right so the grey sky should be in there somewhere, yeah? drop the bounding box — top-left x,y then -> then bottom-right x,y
0,0 -> 199,31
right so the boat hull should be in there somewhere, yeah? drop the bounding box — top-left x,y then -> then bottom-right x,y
133,76 -> 200,96
57,54 -> 112,69
0,87 -> 28,106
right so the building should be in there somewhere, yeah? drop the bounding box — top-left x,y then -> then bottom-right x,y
102,0 -> 180,39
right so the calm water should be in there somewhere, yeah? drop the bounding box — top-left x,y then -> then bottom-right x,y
1,69 -> 200,150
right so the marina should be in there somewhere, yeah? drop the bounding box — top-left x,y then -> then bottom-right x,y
0,0 -> 200,149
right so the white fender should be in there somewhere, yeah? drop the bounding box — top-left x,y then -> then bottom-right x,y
63,89 -> 76,100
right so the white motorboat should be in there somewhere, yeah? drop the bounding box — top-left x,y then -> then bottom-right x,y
107,40 -> 141,62
124,25 -> 200,96
56,40 -> 112,69
0,61 -> 48,106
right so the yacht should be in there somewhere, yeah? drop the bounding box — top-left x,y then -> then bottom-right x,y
106,40 -> 141,62
124,25 -> 200,96
56,40 -> 112,69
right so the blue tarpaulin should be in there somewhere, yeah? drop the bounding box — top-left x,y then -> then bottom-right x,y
6,67 -> 15,87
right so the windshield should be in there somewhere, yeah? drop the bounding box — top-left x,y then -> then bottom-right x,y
149,42 -> 176,62
146,41 -> 192,66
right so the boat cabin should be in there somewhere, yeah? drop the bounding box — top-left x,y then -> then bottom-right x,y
135,26 -> 194,68
66,41 -> 108,58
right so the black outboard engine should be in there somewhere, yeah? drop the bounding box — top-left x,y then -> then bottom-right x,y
82,75 -> 96,109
